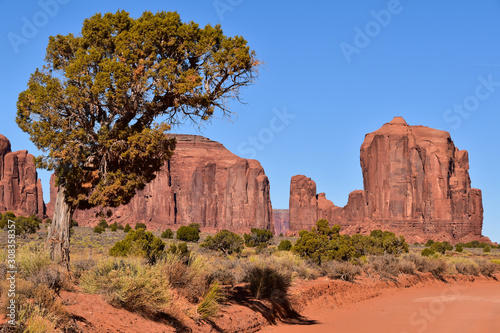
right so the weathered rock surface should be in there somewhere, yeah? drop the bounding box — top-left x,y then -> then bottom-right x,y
0,134 -> 44,217
288,117 -> 485,242
272,209 -> 289,236
48,135 -> 273,232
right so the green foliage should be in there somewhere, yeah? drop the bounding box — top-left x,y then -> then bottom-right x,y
16,10 -> 260,212
93,226 -> 105,234
9,215 -> 42,237
176,226 -> 200,242
457,241 -> 491,249
243,228 -> 273,247
166,242 -> 191,258
483,244 -> 491,252
277,240 -> 292,251
421,248 -> 435,257
109,229 -> 165,263
292,220 -> 408,265
135,222 -> 147,230
70,219 -> 79,227
124,223 -> 131,232
97,219 -> 108,229
201,229 -> 244,255
455,244 -> 463,252
425,239 -> 435,247
188,223 -> 201,233
110,224 -> 117,232
161,228 -> 174,239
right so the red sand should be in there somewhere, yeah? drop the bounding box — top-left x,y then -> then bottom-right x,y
263,280 -> 500,333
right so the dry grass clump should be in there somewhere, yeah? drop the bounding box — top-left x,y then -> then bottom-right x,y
80,257 -> 171,316
403,253 -> 448,278
368,255 -> 402,279
475,258 -> 499,277
197,281 -> 224,320
321,261 -> 361,282
453,259 -> 480,276
252,251 -> 320,281
243,264 -> 291,303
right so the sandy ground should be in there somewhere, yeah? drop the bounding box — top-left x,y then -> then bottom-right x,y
262,280 -> 500,333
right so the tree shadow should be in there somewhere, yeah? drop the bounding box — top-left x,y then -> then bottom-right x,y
225,286 -> 318,326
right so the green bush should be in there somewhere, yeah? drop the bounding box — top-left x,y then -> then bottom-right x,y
455,244 -> 463,252
166,242 -> 191,257
201,230 -> 244,255
109,229 -> 165,263
161,228 -> 174,239
12,215 -> 41,237
110,224 -> 117,232
135,222 -> 147,230
188,223 -> 201,233
97,219 -> 108,229
124,223 -> 131,232
93,226 -> 105,234
243,228 -> 273,247
277,240 -> 292,251
117,224 -> 125,230
176,226 -> 200,242
421,248 -> 435,257
425,239 -> 435,247
483,244 -> 491,253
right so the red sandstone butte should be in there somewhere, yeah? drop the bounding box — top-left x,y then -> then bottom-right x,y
288,117 -> 486,243
0,134 -> 44,217
273,209 -> 290,236
47,135 -> 273,232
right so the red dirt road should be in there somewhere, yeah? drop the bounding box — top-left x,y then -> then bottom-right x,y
263,281 -> 500,333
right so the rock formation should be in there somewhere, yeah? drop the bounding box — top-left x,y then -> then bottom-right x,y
48,135 -> 273,232
0,134 -> 44,217
272,209 -> 289,236
288,117 -> 485,242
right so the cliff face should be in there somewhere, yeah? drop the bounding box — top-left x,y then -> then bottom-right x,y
272,209 -> 290,236
0,134 -> 44,217
288,117 -> 484,242
48,135 -> 274,232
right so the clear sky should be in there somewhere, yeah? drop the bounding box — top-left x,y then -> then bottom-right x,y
1,0 -> 499,242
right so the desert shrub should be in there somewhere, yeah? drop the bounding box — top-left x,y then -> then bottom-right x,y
188,223 -> 201,233
278,240 -> 292,251
124,223 -> 131,232
244,265 -> 291,303
0,212 -> 16,229
426,259 -> 448,278
93,225 -> 105,234
403,253 -> 447,278
421,248 -> 435,257
398,257 -> 417,275
207,268 -> 236,287
117,224 -> 124,230
157,253 -> 209,302
80,257 -> 170,316
197,281 -> 224,320
70,219 -> 79,227
161,228 -> 174,239
454,260 -> 479,276
483,244 -> 491,252
428,241 -> 452,254
97,219 -> 108,229
475,259 -> 499,277
109,229 -> 165,263
166,242 -> 191,262
322,261 -> 361,282
71,259 -> 96,279
176,225 -> 200,242
366,229 -> 409,255
455,244 -> 463,252
368,255 -> 402,278
201,229 -> 244,255
12,215 -> 41,237
110,224 -> 117,232
243,228 -> 273,247
17,243 -> 51,279
425,239 -> 435,247
135,222 -> 147,230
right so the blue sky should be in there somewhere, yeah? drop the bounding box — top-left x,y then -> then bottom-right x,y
1,0 -> 499,242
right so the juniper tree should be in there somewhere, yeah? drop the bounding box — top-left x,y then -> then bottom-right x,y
16,10 -> 260,265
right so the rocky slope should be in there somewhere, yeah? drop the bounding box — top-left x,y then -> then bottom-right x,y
47,135 -> 273,232
289,117 -> 485,243
0,134 -> 44,218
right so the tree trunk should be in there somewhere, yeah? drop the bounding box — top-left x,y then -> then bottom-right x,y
47,184 -> 74,267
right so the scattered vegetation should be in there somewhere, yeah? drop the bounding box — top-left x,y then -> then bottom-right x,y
243,228 -> 273,247
277,239 -> 293,251
161,228 -> 174,239
135,222 -> 147,230
109,229 -> 165,263
201,229 -> 244,255
176,225 -> 201,242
